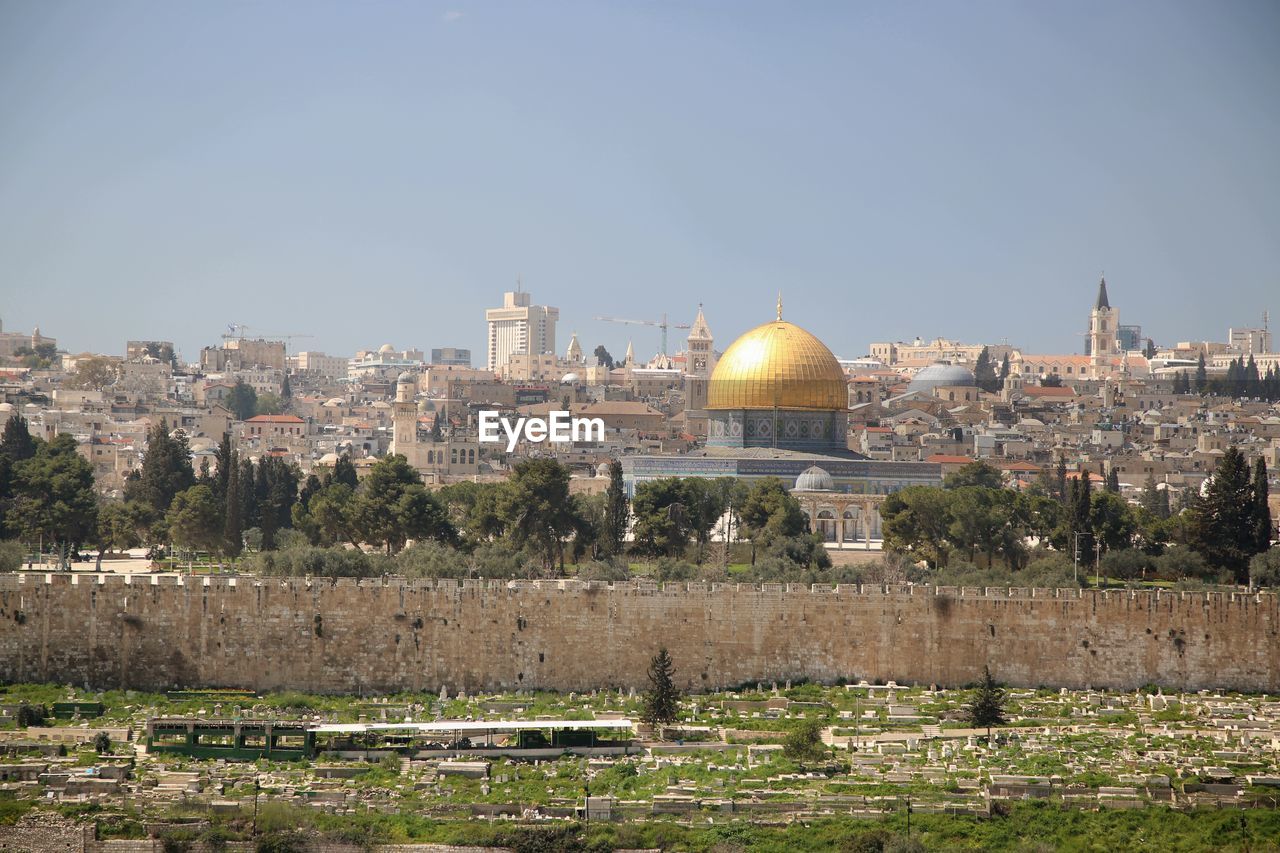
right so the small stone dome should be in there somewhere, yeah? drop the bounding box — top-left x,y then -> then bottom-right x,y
794,465 -> 834,492
596,462 -> 612,478
906,362 -> 977,394
379,343 -> 395,354
561,372 -> 580,384
398,371 -> 415,383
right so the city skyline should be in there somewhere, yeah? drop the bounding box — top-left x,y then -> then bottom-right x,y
3,1 -> 1279,361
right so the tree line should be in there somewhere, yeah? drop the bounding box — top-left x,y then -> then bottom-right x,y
1,413 -> 826,580
1171,354 -> 1280,401
881,453 -> 1273,586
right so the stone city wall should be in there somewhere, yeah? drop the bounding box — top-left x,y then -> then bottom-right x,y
0,573 -> 1276,694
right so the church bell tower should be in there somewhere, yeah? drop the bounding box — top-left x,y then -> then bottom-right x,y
1088,276 -> 1119,376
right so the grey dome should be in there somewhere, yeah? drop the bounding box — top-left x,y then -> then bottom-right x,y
596,462 -> 612,478
794,465 -> 834,492
906,362 -> 977,393
397,371 -> 415,383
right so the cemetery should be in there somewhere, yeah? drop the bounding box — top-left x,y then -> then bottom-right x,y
3,679 -> 1280,849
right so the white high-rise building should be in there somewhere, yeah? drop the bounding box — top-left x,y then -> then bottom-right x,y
485,288 -> 559,371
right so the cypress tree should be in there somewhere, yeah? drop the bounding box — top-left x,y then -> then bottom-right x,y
967,665 -> 1008,739
214,433 -> 233,510
298,473 -> 323,512
256,458 -> 283,550
602,460 -> 629,557
1055,457 -> 1068,504
642,648 -> 680,733
1141,472 -> 1168,519
136,419 -> 195,514
1253,458 -> 1272,555
223,449 -> 243,557
1190,446 -> 1258,582
238,457 -> 259,531
1194,353 -> 1207,394
974,347 -> 998,393
332,454 -> 359,489
1106,468 -> 1120,494
0,414 -> 38,463
1073,469 -> 1093,536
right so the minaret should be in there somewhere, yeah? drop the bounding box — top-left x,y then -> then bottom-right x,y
685,304 -> 714,413
391,372 -> 417,454
1088,276 -> 1118,376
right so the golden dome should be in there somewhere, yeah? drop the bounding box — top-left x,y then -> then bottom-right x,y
707,317 -> 848,411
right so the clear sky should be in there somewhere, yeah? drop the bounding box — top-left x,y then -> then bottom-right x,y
2,0 -> 1277,364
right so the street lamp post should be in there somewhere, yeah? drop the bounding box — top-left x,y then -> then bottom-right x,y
1072,532 -> 1090,587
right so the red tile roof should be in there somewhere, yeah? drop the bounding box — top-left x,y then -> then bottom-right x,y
245,414 -> 305,423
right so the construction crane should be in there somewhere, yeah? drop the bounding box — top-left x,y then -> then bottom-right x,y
222,324 -> 314,355
593,312 -> 691,356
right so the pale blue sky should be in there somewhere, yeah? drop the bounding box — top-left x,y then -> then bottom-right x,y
1,1 -> 1277,363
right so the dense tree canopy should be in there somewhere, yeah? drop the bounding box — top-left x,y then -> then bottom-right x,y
5,434 -> 98,552
346,454 -> 455,554
166,485 -> 223,553
127,420 -> 195,515
226,381 -> 258,421
1186,448 -> 1271,582
499,458 -> 578,572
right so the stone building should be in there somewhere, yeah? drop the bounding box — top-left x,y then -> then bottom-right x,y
390,372 -> 479,479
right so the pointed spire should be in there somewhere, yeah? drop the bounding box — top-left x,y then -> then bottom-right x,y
1095,275 -> 1110,310
776,292 -> 783,321
623,340 -> 634,366
688,303 -> 712,341
565,332 -> 582,363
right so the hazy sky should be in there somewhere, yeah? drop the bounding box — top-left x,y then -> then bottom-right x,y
2,1 -> 1277,364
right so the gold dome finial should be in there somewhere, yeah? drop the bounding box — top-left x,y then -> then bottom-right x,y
776,292 -> 783,321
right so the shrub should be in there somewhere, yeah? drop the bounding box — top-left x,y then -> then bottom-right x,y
655,558 -> 698,582
242,546 -> 390,578
273,529 -> 311,550
575,557 -> 630,582
1100,548 -> 1155,581
397,541 -> 534,580
395,540 -> 470,579
1158,545 -> 1210,581
0,540 -> 23,572
783,718 -> 827,763
16,704 -> 46,728
1021,553 -> 1082,588
93,731 -> 112,755
1250,548 -> 1280,588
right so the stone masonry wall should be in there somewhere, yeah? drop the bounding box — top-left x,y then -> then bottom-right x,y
0,574 -> 1277,694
